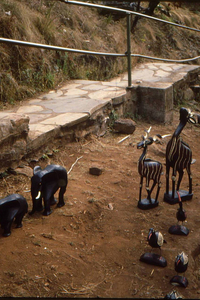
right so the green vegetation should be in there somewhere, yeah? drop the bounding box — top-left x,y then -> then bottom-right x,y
108,109 -> 119,129
0,0 -> 199,105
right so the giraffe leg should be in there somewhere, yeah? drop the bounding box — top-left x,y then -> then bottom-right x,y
150,180 -> 156,195
146,187 -> 151,202
155,182 -> 161,202
187,165 -> 192,194
166,163 -> 170,195
172,169 -> 176,199
146,179 -> 151,202
177,170 -> 184,191
139,177 -> 143,202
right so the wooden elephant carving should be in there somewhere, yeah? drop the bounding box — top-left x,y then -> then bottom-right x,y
0,194 -> 28,237
30,164 -> 68,216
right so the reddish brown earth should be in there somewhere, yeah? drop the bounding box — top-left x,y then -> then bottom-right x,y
0,107 -> 200,299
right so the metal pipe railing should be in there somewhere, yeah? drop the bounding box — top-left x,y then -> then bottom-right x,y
60,0 -> 200,33
0,37 -> 199,63
57,0 -> 200,87
0,37 -> 126,57
0,0 -> 200,88
126,13 -> 132,87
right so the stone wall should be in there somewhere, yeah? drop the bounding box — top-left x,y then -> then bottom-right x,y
0,113 -> 29,172
0,64 -> 199,173
128,65 -> 200,124
136,84 -> 173,124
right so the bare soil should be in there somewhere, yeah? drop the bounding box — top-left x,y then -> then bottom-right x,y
0,107 -> 200,299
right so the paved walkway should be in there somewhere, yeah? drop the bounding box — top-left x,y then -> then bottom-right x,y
1,62 -> 200,143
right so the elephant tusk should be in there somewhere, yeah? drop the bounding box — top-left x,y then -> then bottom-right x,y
35,191 -> 41,199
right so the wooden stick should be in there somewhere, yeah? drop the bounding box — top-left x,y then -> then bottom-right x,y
67,156 -> 83,174
118,135 -> 130,144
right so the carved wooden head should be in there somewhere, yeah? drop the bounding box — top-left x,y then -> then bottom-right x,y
137,127 -> 170,149
179,107 -> 196,124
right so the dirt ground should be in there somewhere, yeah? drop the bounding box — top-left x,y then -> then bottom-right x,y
0,106 -> 200,299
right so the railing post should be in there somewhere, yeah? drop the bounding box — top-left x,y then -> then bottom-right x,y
126,12 -> 132,88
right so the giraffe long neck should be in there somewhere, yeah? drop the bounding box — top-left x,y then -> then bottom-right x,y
167,121 -> 186,161
173,121 -> 186,138
139,146 -> 147,164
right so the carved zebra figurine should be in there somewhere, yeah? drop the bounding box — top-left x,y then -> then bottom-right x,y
165,107 -> 196,203
137,127 -> 170,209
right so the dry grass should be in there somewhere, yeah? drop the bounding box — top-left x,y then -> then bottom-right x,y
0,1 -> 199,105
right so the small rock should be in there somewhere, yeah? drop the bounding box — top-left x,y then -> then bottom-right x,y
136,80 -> 142,84
183,88 -> 194,102
15,166 -> 33,178
108,203 -> 114,210
113,118 -> 136,134
89,165 -> 103,176
51,265 -> 57,271
5,11 -> 11,16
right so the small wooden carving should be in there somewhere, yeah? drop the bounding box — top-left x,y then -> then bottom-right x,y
165,107 -> 197,204
170,251 -> 188,288
0,194 -> 28,237
140,228 -> 167,268
137,127 -> 169,210
30,164 -> 68,216
168,191 -> 189,236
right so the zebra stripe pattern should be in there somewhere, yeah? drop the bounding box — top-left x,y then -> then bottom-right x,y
167,136 -> 192,172
138,160 -> 162,185
165,107 -> 196,197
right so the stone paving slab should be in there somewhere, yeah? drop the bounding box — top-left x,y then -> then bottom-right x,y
130,63 -> 200,86
1,62 -> 199,145
0,62 -> 199,172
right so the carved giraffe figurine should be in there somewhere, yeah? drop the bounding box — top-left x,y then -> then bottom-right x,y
137,127 -> 170,209
165,107 -> 196,203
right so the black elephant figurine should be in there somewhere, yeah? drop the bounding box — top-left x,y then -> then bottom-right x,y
30,164 -> 68,216
0,194 -> 28,237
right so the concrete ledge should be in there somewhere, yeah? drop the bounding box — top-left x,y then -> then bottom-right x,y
129,63 -> 200,123
137,84 -> 173,123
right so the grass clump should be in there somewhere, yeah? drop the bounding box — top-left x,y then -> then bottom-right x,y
0,0 -> 199,106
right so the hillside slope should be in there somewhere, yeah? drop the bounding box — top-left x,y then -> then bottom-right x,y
0,0 -> 199,106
